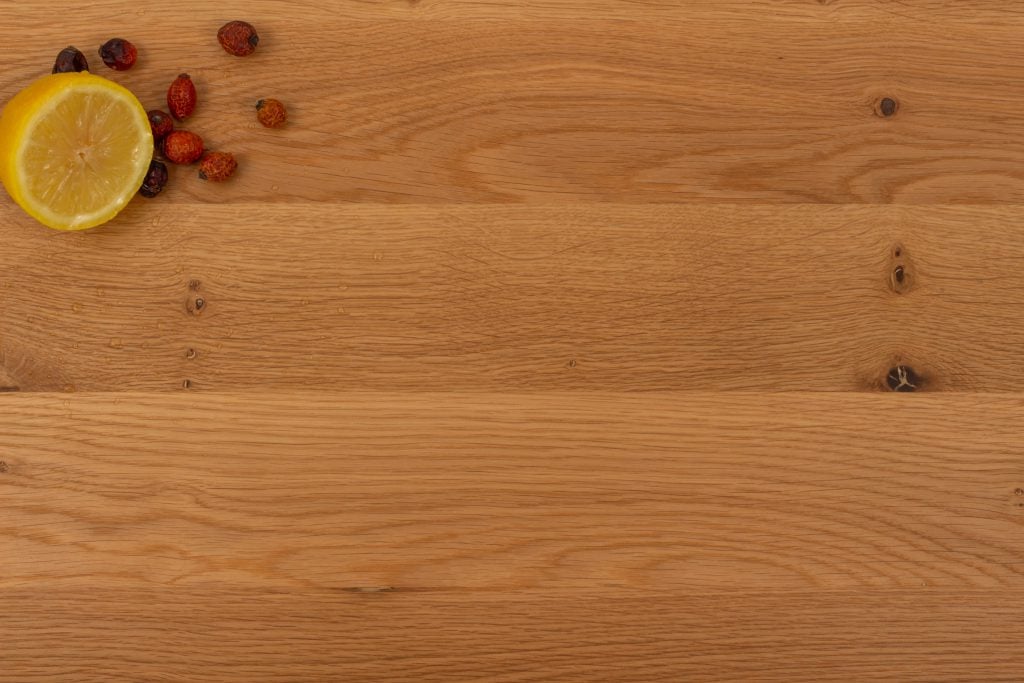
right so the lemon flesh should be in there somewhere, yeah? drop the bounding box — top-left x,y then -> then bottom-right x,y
0,72 -> 153,231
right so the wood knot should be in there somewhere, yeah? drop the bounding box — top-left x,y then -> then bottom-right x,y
876,97 -> 899,118
888,244 -> 912,294
1015,488 -> 1024,496
0,461 -> 8,473
182,379 -> 192,389
186,296 -> 206,315
185,348 -> 198,360
189,279 -> 202,291
887,365 -> 920,392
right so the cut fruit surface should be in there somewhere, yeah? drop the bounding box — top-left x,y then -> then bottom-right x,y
0,72 -> 152,231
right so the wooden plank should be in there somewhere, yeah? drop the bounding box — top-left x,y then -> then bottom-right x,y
3,204 -> 1024,391
2,588 -> 1023,682
3,8 -> 1024,203
4,0 -> 1024,23
2,391 -> 1023,591
3,390 -> 1024,681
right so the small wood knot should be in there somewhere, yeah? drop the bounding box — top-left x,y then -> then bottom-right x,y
186,296 -> 206,315
889,244 -> 911,294
1015,488 -> 1024,496
0,461 -> 8,473
185,348 -> 198,360
189,279 -> 201,291
182,379 -> 192,389
886,365 -> 920,392
568,359 -> 577,368
877,97 -> 898,118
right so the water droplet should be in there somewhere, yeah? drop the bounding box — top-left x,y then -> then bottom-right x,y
109,339 -> 123,349
301,299 -> 310,305
71,303 -> 82,313
272,185 -> 279,191
373,253 -> 383,261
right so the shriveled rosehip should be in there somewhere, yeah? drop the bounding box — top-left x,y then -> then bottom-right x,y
163,130 -> 204,165
198,152 -> 238,182
256,98 -> 287,128
218,20 -> 259,56
167,73 -> 197,121
139,160 -> 169,198
147,110 -> 175,141
52,46 -> 89,74
99,38 -> 137,71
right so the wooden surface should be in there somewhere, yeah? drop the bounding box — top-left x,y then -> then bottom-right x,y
3,2 -> 1024,681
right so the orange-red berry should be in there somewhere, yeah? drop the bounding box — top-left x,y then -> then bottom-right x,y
99,38 -> 137,71
167,73 -> 197,121
256,98 -> 287,128
198,152 -> 238,182
163,130 -> 204,165
218,21 -> 259,57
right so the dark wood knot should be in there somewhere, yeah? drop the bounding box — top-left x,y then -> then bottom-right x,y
887,365 -> 920,392
876,97 -> 899,118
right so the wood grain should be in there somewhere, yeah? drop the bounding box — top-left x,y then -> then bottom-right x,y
3,391 -> 1024,590
3,203 -> 1023,392
3,588 -> 1024,683
4,1 -> 1024,680
4,3 -> 1024,203
2,391 -> 1024,680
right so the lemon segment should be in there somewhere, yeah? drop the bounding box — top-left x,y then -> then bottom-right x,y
0,72 -> 153,231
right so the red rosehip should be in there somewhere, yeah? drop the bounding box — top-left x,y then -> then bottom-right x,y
99,38 -> 137,71
198,152 -> 238,182
256,98 -> 287,128
139,160 -> 169,198
218,20 -> 259,56
167,73 -> 197,121
53,46 -> 89,73
147,110 -> 175,141
163,130 -> 204,165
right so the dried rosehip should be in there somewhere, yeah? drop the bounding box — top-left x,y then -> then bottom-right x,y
139,160 -> 169,198
52,46 -> 89,74
167,73 -> 197,121
198,152 -> 238,182
218,20 -> 259,56
147,110 -> 175,141
163,130 -> 204,165
99,38 -> 137,71
256,98 -> 287,128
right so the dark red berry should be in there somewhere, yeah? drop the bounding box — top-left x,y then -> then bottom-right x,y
99,38 -> 137,71
52,46 -> 89,74
218,20 -> 259,56
163,130 -> 204,165
198,152 -> 238,182
147,110 -> 174,141
256,98 -> 287,128
139,160 -> 169,198
167,73 -> 197,121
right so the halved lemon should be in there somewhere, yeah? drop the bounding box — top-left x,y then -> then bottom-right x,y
0,72 -> 152,231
